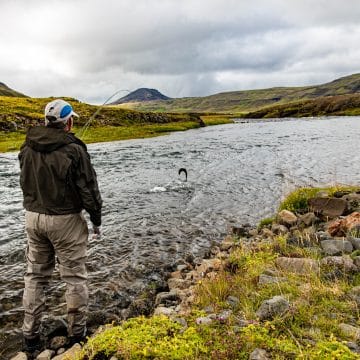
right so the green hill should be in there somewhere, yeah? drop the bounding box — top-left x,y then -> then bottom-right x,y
115,73 -> 360,114
0,82 -> 27,97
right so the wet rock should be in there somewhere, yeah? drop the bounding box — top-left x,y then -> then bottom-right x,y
155,291 -> 181,307
10,353 -> 28,360
298,212 -> 319,227
321,256 -> 357,273
49,336 -> 67,350
277,210 -> 297,227
231,224 -> 251,237
328,212 -> 360,237
226,296 -> 240,307
249,348 -> 270,360
255,295 -> 289,321
275,257 -> 319,274
153,306 -> 175,317
309,197 -> 347,218
36,349 -> 55,360
271,224 -> 288,235
320,239 -> 353,255
258,274 -> 287,285
339,323 -> 360,340
52,344 -> 82,360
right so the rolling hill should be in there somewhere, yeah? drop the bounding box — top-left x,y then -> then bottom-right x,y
0,82 -> 27,97
113,73 -> 360,114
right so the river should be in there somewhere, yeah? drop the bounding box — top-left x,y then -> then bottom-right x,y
0,116 -> 359,337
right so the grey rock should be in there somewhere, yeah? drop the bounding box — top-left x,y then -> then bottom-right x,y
10,353 -> 28,360
203,305 -> 215,314
320,239 -> 353,255
217,310 -> 232,323
277,210 -> 297,227
298,212 -> 319,227
176,264 -> 188,272
258,274 -> 287,285
256,295 -> 290,321
167,278 -> 191,290
155,291 -> 180,307
346,342 -> 360,353
315,231 -> 332,241
275,257 -> 319,274
36,349 -> 55,360
52,344 -> 82,360
227,295 -> 240,307
348,237 -> 360,250
321,256 -> 357,273
353,256 -> 360,268
153,306 -> 174,316
173,317 -> 188,329
309,197 -> 347,218
195,316 -> 213,325
339,323 -> 360,340
49,336 -> 67,350
249,348 -> 270,360
271,224 -> 289,235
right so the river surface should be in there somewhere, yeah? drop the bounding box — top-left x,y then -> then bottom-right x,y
0,116 -> 360,335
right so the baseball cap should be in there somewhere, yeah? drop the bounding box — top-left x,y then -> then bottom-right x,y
44,99 -> 79,125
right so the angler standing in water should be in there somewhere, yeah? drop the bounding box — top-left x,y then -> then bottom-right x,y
18,99 -> 102,354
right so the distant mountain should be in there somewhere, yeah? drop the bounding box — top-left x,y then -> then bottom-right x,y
111,88 -> 171,104
114,73 -> 360,114
0,82 -> 27,97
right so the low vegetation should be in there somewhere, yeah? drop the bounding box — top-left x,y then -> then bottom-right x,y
0,96 -> 233,152
74,186 -> 360,359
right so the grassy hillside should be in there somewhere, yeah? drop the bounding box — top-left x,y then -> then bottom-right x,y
0,96 -> 232,152
115,73 -> 360,114
0,82 -> 27,97
243,93 -> 360,118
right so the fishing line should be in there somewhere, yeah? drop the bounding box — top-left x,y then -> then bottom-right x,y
76,89 -> 130,140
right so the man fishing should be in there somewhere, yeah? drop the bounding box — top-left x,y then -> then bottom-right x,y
18,99 -> 102,354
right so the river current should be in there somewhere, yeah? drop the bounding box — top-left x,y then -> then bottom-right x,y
0,116 -> 359,335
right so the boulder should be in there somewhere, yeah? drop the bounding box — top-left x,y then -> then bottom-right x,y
328,212 -> 360,237
348,237 -> 360,250
308,197 -> 347,218
275,257 -> 319,274
36,349 -> 55,360
342,193 -> 360,213
249,348 -> 270,360
255,295 -> 290,320
271,224 -> 289,235
277,210 -> 297,227
52,344 -> 82,360
155,291 -> 181,307
258,274 -> 287,285
339,323 -> 360,340
153,306 -> 174,317
321,256 -> 357,273
10,353 -> 28,360
320,239 -> 353,255
298,212 -> 320,227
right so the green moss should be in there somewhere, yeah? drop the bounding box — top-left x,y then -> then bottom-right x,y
77,316 -> 207,360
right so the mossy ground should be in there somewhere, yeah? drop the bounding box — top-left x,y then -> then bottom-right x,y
75,187 -> 360,359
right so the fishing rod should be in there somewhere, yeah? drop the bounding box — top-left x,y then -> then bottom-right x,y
76,89 -> 130,140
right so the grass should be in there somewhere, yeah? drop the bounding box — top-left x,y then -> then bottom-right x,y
279,185 -> 360,213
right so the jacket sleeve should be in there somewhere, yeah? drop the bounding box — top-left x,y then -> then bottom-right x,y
74,146 -> 103,226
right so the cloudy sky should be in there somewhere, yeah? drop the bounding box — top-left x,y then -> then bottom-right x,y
1,0 -> 359,104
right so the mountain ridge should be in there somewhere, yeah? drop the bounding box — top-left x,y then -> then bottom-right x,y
0,82 -> 27,97
111,88 -> 170,104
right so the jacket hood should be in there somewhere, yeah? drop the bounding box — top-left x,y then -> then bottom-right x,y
25,126 -> 86,153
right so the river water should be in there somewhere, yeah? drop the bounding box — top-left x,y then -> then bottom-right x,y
0,116 -> 359,335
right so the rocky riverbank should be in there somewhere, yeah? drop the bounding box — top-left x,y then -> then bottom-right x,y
10,187 -> 360,359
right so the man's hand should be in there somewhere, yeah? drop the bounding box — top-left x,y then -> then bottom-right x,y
92,225 -> 101,240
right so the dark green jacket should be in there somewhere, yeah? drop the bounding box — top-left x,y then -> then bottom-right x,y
19,126 -> 102,226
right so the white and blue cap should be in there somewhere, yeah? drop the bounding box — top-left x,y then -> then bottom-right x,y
44,99 -> 79,125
